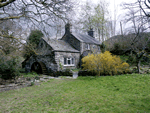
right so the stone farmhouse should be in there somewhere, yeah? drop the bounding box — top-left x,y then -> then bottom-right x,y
23,24 -> 101,74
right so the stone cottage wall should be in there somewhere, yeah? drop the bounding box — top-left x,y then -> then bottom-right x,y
37,39 -> 53,55
25,55 -> 58,73
82,42 -> 101,55
54,51 -> 80,71
62,34 -> 81,51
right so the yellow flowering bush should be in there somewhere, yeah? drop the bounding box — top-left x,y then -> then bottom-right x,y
82,51 -> 129,76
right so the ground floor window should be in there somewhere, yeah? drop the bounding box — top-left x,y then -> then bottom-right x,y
64,58 -> 75,66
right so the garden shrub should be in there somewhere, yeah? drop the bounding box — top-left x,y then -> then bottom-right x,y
0,56 -> 21,80
114,43 -> 120,50
82,51 -> 129,76
127,55 -> 137,65
62,69 -> 73,76
100,42 -> 106,53
78,70 -> 97,76
55,69 -> 73,77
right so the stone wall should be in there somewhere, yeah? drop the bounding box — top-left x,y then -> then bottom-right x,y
62,34 -> 81,51
55,51 -> 80,71
82,42 -> 101,54
25,51 -> 80,73
37,38 -> 53,55
25,54 -> 58,73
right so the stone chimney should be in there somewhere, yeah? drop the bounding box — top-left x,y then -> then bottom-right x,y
65,23 -> 71,34
88,28 -> 94,37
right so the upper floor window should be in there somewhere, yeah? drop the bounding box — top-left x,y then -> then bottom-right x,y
40,42 -> 43,48
98,46 -> 100,51
93,45 -> 96,49
64,58 -> 75,66
86,44 -> 90,50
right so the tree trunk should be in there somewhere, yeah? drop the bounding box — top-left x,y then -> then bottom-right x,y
137,60 -> 141,73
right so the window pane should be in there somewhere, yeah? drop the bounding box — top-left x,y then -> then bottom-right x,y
98,46 -> 100,50
88,44 -> 90,50
64,58 -> 67,65
72,58 -> 74,64
86,44 -> 88,49
68,59 -> 71,64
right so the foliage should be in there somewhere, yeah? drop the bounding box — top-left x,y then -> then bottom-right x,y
114,43 -> 120,50
127,55 -> 137,65
28,30 -> 44,46
59,60 -> 63,71
30,82 -> 35,86
119,55 -> 129,62
100,42 -> 106,53
0,55 -> 21,80
23,72 -> 39,78
71,68 -> 81,72
82,51 -> 129,76
55,69 -> 73,77
78,70 -> 97,76
23,30 -> 44,59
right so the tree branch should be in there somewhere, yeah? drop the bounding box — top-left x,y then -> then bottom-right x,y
0,14 -> 24,21
0,0 -> 16,8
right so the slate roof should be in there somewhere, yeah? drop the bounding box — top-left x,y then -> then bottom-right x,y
45,39 -> 79,53
72,32 -> 101,45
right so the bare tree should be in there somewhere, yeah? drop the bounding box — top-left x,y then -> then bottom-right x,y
0,0 -> 74,38
122,1 -> 150,73
74,1 -> 109,42
92,2 -> 108,42
138,0 -> 150,17
0,0 -> 75,59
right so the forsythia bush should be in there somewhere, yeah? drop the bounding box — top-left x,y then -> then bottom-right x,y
82,51 -> 129,76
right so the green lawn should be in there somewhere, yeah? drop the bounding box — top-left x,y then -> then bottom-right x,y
0,74 -> 150,112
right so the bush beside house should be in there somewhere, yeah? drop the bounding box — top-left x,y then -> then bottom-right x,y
81,51 -> 130,76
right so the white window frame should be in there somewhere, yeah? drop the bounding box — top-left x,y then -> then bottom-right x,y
64,58 -> 75,66
86,44 -> 90,50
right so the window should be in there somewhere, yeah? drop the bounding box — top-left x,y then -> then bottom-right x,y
64,58 -> 75,66
98,46 -> 100,51
40,42 -> 43,48
93,45 -> 96,49
86,44 -> 90,50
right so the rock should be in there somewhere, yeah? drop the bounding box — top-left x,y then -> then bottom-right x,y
43,77 -> 49,79
35,80 -> 40,82
40,78 -> 46,82
47,76 -> 55,79
7,84 -> 16,87
26,78 -> 31,81
66,77 -> 72,79
55,78 -> 61,79
73,72 -> 78,79
0,85 -> 5,88
35,76 -> 40,80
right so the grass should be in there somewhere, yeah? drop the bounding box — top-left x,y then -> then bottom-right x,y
0,74 -> 150,112
22,72 -> 39,78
